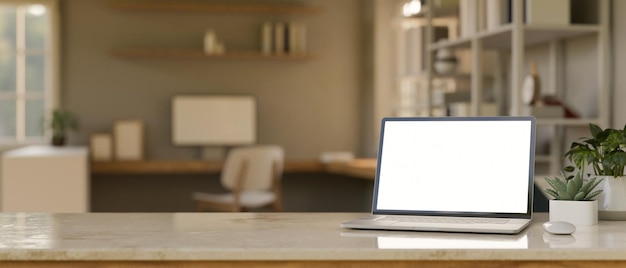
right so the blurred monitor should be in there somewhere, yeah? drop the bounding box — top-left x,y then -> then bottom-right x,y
172,95 -> 256,146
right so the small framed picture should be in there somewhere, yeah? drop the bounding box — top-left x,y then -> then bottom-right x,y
89,133 -> 113,161
113,120 -> 144,161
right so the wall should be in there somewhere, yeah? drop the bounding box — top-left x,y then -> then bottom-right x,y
61,0 -> 364,160
57,0 -> 374,212
613,0 -> 626,128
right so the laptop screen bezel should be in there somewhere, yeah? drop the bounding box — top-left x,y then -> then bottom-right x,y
371,116 -> 536,219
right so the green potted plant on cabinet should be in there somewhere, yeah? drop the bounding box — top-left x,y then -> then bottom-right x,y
50,109 -> 79,146
564,123 -> 626,220
545,165 -> 603,226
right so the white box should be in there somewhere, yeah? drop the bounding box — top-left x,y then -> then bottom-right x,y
114,120 -> 144,160
1,145 -> 88,212
526,0 -> 570,26
90,133 -> 113,161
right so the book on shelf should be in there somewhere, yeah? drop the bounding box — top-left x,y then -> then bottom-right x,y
459,0 -> 476,37
486,0 -> 509,30
477,0 -> 487,32
261,22 -> 273,55
273,22 -> 285,54
287,22 -> 307,55
459,0 -> 491,34
525,0 -> 570,26
262,22 -> 307,55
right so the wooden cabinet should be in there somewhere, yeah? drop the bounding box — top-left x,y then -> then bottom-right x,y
1,146 -> 89,212
110,48 -> 317,60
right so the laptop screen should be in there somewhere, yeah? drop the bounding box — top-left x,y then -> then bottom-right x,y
373,117 -> 535,217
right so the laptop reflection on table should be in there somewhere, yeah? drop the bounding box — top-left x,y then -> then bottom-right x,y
340,230 -> 529,249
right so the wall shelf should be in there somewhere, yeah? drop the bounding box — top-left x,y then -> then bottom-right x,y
110,48 -> 316,61
535,118 -> 600,126
110,0 -> 323,15
429,24 -> 600,51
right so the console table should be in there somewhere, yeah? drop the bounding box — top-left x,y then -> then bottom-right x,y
0,212 -> 624,267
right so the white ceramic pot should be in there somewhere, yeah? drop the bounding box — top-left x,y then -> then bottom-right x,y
549,199 -> 598,226
596,176 -> 626,220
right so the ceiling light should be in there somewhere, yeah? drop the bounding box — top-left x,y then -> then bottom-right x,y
27,4 -> 46,16
402,0 -> 422,17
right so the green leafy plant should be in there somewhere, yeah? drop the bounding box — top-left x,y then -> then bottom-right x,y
50,109 -> 78,145
545,166 -> 603,201
564,124 -> 626,177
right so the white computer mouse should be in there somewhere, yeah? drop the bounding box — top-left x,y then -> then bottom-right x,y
543,221 -> 576,235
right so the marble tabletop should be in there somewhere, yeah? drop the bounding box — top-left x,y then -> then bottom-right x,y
0,212 -> 625,261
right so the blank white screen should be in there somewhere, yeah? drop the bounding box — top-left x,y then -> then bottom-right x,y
375,120 -> 532,213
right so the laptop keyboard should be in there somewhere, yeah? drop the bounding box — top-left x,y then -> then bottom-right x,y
385,216 -> 509,224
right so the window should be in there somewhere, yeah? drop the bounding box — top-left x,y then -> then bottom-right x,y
0,0 -> 57,145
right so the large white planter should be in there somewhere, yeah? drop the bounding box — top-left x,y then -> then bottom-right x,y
549,200 -> 598,226
596,176 -> 626,220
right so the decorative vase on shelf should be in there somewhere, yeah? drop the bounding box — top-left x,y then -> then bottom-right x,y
433,48 -> 457,75
204,29 -> 225,55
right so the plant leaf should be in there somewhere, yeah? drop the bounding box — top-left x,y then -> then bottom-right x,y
545,177 -> 572,200
572,172 -> 583,191
590,124 -> 602,138
576,176 -> 604,200
579,178 -> 592,195
545,177 -> 567,194
574,192 -> 586,201
615,151 -> 626,166
545,189 -> 559,199
566,179 -> 579,199
586,190 -> 603,201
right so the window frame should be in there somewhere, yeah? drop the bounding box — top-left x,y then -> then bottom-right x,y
0,0 -> 59,146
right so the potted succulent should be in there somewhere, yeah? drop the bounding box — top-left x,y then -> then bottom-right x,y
50,109 -> 79,146
564,123 -> 626,220
545,166 -> 603,225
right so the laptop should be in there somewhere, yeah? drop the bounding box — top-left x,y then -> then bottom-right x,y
341,116 -> 536,234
